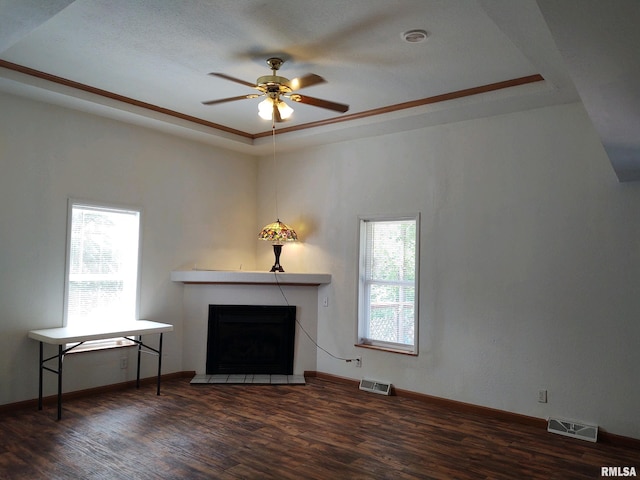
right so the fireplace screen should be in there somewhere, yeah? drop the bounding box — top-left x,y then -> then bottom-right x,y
206,305 -> 296,375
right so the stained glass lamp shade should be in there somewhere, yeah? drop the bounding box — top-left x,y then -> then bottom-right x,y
258,219 -> 298,272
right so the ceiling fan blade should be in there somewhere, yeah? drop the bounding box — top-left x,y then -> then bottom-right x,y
201,94 -> 258,106
292,94 -> 349,113
208,73 -> 256,88
289,73 -> 326,91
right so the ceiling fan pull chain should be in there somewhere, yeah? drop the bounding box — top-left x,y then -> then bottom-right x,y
272,118 -> 280,219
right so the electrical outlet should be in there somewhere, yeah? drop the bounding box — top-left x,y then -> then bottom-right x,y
538,389 -> 547,403
120,357 -> 128,369
355,357 -> 362,368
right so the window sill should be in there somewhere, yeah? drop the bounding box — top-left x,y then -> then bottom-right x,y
355,343 -> 418,356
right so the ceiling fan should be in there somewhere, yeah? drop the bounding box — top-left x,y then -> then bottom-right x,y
202,57 -> 349,122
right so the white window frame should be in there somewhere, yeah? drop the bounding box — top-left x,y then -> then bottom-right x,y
357,214 -> 420,355
63,199 -> 142,351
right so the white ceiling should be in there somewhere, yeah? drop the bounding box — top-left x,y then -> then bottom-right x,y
0,1 -> 637,179
536,0 -> 640,182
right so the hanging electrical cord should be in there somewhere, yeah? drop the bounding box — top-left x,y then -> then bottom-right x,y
269,113 -> 357,364
272,271 -> 358,363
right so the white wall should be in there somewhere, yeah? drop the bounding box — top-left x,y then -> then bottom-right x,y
258,102 -> 640,440
3,89 -> 639,441
0,93 -> 258,405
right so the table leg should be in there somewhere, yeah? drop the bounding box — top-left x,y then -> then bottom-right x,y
57,344 -> 63,420
38,342 -> 43,411
136,335 -> 142,389
157,333 -> 163,395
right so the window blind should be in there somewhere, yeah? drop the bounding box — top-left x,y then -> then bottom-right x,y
360,218 -> 417,349
67,204 -> 140,325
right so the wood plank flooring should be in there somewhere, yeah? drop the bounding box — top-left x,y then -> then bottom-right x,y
0,376 -> 638,479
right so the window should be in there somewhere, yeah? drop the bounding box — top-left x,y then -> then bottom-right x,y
64,200 -> 141,350
358,215 -> 419,354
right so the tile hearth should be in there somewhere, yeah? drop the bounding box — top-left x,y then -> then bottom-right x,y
190,374 -> 306,385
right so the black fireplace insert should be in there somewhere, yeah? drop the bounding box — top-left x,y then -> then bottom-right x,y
206,304 -> 296,375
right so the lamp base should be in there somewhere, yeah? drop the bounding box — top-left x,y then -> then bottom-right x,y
269,244 -> 285,272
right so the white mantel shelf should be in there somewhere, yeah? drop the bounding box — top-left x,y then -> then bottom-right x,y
171,270 -> 331,286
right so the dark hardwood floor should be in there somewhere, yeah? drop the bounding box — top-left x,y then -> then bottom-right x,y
0,376 -> 637,479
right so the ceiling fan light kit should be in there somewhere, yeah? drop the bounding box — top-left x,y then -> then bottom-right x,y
258,97 -> 293,120
203,57 -> 349,122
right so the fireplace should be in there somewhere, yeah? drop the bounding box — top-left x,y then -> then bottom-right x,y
206,305 -> 296,375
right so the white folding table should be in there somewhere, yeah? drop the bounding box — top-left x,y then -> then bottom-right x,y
28,320 -> 174,420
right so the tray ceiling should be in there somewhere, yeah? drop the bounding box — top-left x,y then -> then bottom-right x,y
0,0 -> 636,180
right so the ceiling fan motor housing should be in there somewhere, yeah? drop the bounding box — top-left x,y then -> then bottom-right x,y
256,75 -> 292,94
257,57 -> 292,97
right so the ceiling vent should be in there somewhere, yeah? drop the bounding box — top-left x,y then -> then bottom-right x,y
359,379 -> 391,395
401,29 -> 429,43
548,417 -> 598,442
